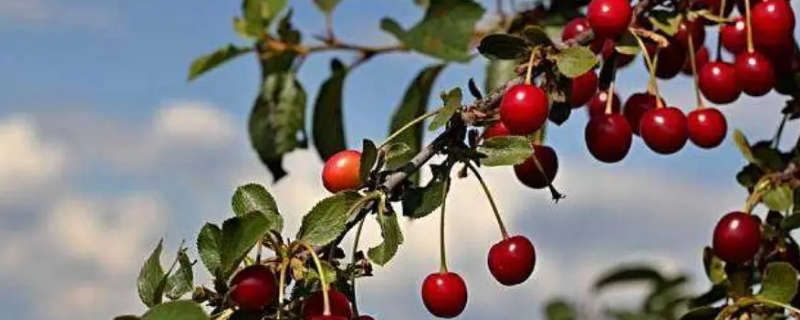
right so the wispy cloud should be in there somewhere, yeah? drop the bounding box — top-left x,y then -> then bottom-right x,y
0,0 -> 120,31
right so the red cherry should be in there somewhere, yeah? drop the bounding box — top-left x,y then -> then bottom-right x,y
623,92 -> 663,136
514,144 -> 558,189
302,290 -> 353,320
310,316 -> 348,320
697,0 -> 735,24
322,150 -> 362,193
675,19 -> 706,50
482,122 -> 511,140
687,108 -> 728,149
698,61 -> 741,104
587,91 -> 621,118
721,17 -> 747,54
752,0 -> 795,49
563,18 -> 604,52
683,46 -> 710,75
602,39 -> 635,68
585,113 -> 633,163
712,211 -> 762,264
734,51 -> 776,97
587,0 -> 633,39
762,40 -> 797,71
645,41 -> 687,79
229,265 -> 278,311
421,272 -> 468,318
639,107 -> 689,155
570,71 -> 599,108
488,236 -> 537,286
499,84 -> 549,135
736,0 -> 763,14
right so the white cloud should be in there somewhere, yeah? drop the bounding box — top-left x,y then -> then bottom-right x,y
0,115 -> 66,204
0,0 -> 120,30
153,101 -> 237,148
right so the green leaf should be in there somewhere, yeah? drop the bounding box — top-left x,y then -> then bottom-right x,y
383,142 -> 413,170
428,88 -> 462,131
594,265 -> 665,291
165,248 -> 194,300
737,164 -> 764,189
313,59 -> 349,161
477,136 -> 534,167
138,239 -> 167,307
485,59 -> 517,92
545,300 -> 576,320
649,10 -> 682,36
702,247 -> 727,285
188,45 -> 253,82
477,34 -> 530,60
368,211 -> 404,266
556,46 -> 599,78
752,141 -> 786,171
381,0 -> 485,62
141,300 -> 209,320
732,129 -> 759,165
297,191 -> 365,246
249,71 -> 308,182
763,185 -> 794,212
306,260 -> 338,287
402,175 -> 448,219
757,262 -> 799,303
360,139 -> 378,182
680,307 -> 722,320
780,213 -> 800,231
616,30 -> 641,55
197,223 -> 222,276
241,0 -> 288,34
388,64 -> 447,184
220,212 -> 272,278
522,25 -> 554,46
232,183 -> 283,232
313,0 -> 344,14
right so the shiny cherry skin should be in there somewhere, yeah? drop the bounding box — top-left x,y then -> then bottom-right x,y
602,40 -> 635,68
302,290 -> 353,320
623,92 -> 663,136
683,46 -> 710,75
752,0 -> 795,49
563,18 -> 604,53
570,71 -> 599,108
587,0 -> 633,39
687,108 -> 728,149
421,272 -> 468,318
322,150 -> 362,193
514,144 -> 558,189
639,107 -> 689,155
587,91 -> 621,117
646,41 -> 687,79
488,235 -> 537,286
499,84 -> 549,135
675,19 -> 706,50
721,17 -> 747,54
229,265 -> 278,311
736,0 -> 763,14
698,61 -> 741,104
712,211 -> 762,264
585,113 -> 633,163
734,51 -> 776,97
482,122 -> 511,140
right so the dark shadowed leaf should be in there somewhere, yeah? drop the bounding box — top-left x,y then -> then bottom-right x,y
165,247 -> 194,300
703,247 -> 727,284
780,213 -> 800,231
477,34 -> 530,60
758,262 -> 799,303
616,30 -> 641,55
477,136 -> 533,166
594,265 -> 665,291
232,183 -> 283,232
383,142 -> 413,170
220,212 -> 272,278
188,45 -> 253,82
545,300 -> 576,320
649,9 -> 682,36
381,0 -> 485,62
556,46 -> 599,78
297,191 -> 365,246
313,0 -> 344,14
763,184 -> 794,212
428,88 -> 462,131
197,223 -> 222,276
680,307 -> 722,320
485,59 -> 518,92
229,310 -> 263,320
403,172 -> 448,219
388,64 -> 447,184
549,102 -> 572,125
360,139 -> 378,182
141,300 -> 209,320
522,25 -> 553,46
313,59 -> 349,161
688,285 -> 727,308
736,164 -> 764,189
138,239 -> 166,307
751,141 -> 786,171
368,210 -> 404,266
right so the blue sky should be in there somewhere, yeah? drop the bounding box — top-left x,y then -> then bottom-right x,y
1,1 -> 800,320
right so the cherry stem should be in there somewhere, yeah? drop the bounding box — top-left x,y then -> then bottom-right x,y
465,162 -> 509,240
277,260 -> 289,320
529,147 -> 558,194
524,48 -> 536,85
605,82 -> 616,115
715,0 -> 728,61
298,241 -> 332,316
439,178 -> 451,273
744,0 -> 754,53
380,109 -> 441,149
744,179 -> 771,213
630,28 -> 660,97
349,216 -> 368,317
687,31 -> 705,109
773,114 -> 789,148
